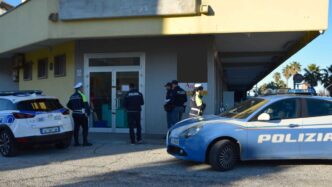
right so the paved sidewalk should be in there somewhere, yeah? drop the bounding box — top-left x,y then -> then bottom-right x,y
1,133 -> 332,187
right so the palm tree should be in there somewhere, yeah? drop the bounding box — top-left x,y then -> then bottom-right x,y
258,82 -> 278,95
321,65 -> 332,96
277,80 -> 287,89
288,61 -> 302,89
282,65 -> 292,88
258,83 -> 268,95
273,72 -> 281,83
273,72 -> 286,88
303,64 -> 321,87
289,61 -> 302,76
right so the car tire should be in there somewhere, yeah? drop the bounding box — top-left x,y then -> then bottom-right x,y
55,138 -> 72,149
209,139 -> 238,171
0,129 -> 18,157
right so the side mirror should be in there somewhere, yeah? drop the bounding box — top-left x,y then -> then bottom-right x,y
258,113 -> 270,121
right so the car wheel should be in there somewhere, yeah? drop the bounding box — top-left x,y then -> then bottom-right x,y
0,129 -> 18,157
55,138 -> 72,149
209,139 -> 238,171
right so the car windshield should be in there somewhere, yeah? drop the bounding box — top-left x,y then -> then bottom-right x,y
16,99 -> 64,112
220,98 -> 268,119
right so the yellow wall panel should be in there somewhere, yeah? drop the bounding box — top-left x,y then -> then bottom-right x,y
0,0 -> 328,54
19,42 -> 75,106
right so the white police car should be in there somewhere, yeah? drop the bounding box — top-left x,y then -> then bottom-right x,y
0,91 -> 73,157
167,90 -> 332,171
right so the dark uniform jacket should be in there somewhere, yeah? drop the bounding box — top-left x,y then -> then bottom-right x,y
166,89 -> 172,100
170,86 -> 188,107
164,89 -> 174,112
123,89 -> 144,112
67,91 -> 90,115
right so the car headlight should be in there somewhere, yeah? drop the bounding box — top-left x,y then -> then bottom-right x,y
180,124 -> 203,138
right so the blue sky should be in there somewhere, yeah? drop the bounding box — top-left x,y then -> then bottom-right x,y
6,0 -> 332,91
6,0 -> 20,6
257,2 -> 332,91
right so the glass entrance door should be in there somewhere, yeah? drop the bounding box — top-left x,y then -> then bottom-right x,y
115,72 -> 139,130
85,53 -> 145,133
90,72 -> 113,129
88,70 -> 140,132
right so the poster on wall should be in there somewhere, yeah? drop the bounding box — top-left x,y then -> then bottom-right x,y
179,83 -> 208,95
76,69 -> 82,77
121,85 -> 130,92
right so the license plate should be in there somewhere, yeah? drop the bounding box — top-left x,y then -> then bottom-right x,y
54,115 -> 61,120
170,138 -> 179,146
37,117 -> 45,122
40,127 -> 60,135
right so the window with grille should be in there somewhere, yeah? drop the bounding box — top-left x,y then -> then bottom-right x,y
23,61 -> 33,81
38,58 -> 48,79
54,54 -> 66,77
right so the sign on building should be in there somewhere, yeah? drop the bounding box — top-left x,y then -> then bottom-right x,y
179,82 -> 208,95
59,0 -> 201,20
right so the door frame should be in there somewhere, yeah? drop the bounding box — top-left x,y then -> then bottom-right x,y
83,52 -> 146,133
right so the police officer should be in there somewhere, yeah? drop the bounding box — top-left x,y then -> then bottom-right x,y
164,82 -> 173,129
169,80 -> 187,126
189,84 -> 206,117
67,82 -> 92,146
123,83 -> 144,144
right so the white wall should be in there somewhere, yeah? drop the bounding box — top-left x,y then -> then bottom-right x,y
145,52 -> 177,133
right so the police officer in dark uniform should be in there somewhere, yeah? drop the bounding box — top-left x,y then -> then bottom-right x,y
67,82 -> 92,147
164,82 -> 173,129
169,80 -> 187,127
123,83 -> 144,144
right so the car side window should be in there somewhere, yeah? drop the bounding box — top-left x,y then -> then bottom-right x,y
0,99 -> 4,110
256,99 -> 299,121
0,99 -> 15,111
305,99 -> 332,117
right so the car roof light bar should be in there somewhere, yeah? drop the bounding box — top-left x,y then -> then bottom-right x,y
261,88 -> 316,96
0,90 -> 43,96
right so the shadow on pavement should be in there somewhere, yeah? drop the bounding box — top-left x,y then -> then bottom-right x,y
1,132 -> 332,186
0,133 -> 165,172
57,158 -> 332,186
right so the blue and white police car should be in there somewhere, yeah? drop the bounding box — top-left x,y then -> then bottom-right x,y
167,90 -> 332,171
0,91 -> 73,157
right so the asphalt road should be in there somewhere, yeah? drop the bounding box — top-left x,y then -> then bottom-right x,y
1,133 -> 332,187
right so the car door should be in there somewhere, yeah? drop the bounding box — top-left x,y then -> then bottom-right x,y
245,98 -> 302,160
300,98 -> 332,158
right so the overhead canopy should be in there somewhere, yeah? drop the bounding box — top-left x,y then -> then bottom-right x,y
0,0 -> 328,92
0,0 -> 328,56
216,31 -> 319,91
0,0 -> 13,11
0,31 -> 322,93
